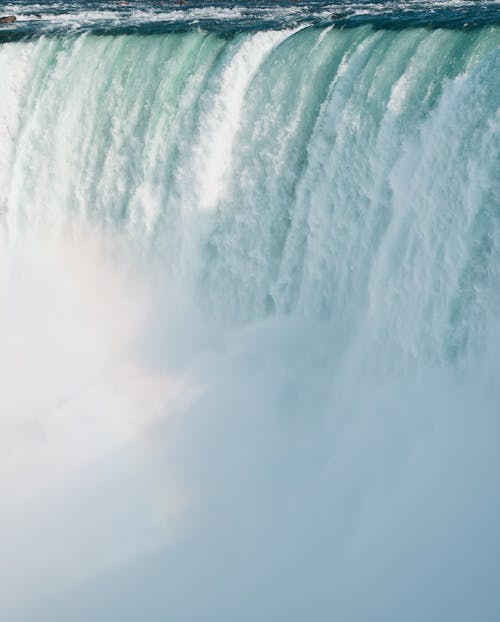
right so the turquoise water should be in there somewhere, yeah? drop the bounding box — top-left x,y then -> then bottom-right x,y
0,5 -> 499,621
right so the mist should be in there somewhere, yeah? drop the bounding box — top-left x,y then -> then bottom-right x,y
1,233 -> 499,621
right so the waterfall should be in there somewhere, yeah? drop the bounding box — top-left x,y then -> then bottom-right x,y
1,22 -> 499,622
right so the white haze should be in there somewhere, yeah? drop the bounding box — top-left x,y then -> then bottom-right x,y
1,230 -> 499,621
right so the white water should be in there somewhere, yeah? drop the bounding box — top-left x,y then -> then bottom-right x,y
1,25 -> 499,621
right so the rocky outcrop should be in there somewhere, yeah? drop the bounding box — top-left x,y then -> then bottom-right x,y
0,15 -> 16,23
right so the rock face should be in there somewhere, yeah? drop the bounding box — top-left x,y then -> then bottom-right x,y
0,15 -> 17,23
